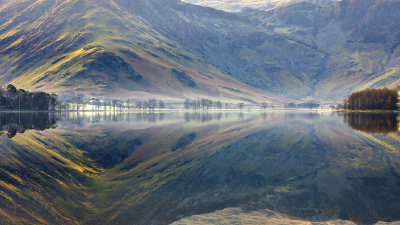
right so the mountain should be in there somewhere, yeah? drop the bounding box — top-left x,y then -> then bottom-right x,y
0,0 -> 399,102
0,0 -> 283,103
241,0 -> 400,100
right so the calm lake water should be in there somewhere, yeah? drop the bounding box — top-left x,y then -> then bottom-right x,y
0,112 -> 399,225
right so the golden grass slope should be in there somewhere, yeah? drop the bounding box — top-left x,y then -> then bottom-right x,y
0,0 -> 285,104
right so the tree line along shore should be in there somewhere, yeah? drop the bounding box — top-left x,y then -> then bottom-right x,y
0,84 -> 398,112
342,88 -> 399,111
0,84 -> 272,111
0,84 -> 58,111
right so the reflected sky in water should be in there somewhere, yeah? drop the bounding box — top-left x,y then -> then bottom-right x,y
0,112 -> 399,225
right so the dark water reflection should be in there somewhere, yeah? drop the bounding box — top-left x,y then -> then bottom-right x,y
343,113 -> 399,134
1,112 -> 398,137
0,113 -> 59,138
0,112 -> 399,225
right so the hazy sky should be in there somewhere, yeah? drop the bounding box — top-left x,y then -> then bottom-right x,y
182,0 -> 282,11
182,0 -> 339,12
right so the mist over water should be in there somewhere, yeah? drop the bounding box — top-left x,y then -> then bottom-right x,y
0,112 -> 399,224
2,111 -> 398,136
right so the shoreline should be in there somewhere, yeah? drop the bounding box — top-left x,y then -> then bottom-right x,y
335,110 -> 400,113
0,109 -> 399,114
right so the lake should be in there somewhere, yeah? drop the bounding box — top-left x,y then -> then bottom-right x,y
0,111 -> 399,225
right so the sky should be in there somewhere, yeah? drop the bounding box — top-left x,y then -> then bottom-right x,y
182,0 -> 339,12
182,0 -> 282,11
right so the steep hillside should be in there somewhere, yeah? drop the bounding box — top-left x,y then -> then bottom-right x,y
0,0 -> 283,103
117,0 -> 332,98
242,0 -> 400,100
133,0 -> 400,100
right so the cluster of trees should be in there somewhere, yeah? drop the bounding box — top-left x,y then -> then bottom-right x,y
344,88 -> 399,110
62,96 -> 165,112
0,84 -> 59,111
136,99 -> 165,111
0,84 -> 280,112
184,99 -> 226,110
287,102 -> 320,109
64,97 -> 272,112
183,99 -> 270,111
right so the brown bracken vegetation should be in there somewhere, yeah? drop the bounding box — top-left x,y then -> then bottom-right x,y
344,88 -> 399,110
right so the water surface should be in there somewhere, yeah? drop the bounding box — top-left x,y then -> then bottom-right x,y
0,112 -> 399,225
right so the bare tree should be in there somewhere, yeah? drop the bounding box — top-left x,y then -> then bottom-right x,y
261,102 -> 268,110
159,100 -> 165,110
148,99 -> 157,112
184,99 -> 190,110
78,94 -> 85,111
216,101 -> 222,110
112,100 -> 119,111
103,100 -> 107,111
238,103 -> 244,111
126,99 -> 131,112
96,99 -> 101,111
136,101 -> 143,111
192,100 -> 200,110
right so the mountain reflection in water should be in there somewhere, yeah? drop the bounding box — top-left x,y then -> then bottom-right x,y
0,112 -> 399,225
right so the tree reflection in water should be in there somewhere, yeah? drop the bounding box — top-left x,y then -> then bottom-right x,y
343,113 -> 399,135
0,113 -> 59,138
2,112 -> 398,138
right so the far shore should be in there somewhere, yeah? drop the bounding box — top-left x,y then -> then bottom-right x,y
335,109 -> 400,113
0,109 -> 399,113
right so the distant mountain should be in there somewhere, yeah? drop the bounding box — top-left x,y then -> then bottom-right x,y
0,0 -> 399,102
